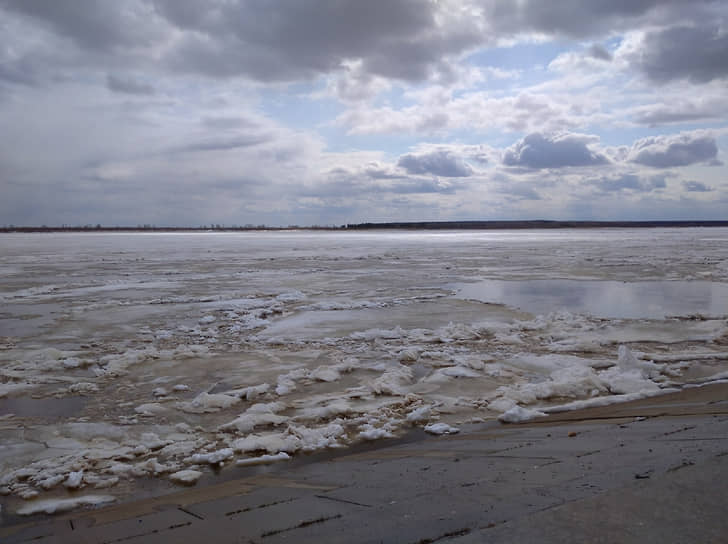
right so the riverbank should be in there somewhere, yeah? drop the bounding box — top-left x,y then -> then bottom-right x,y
3,382 -> 727,543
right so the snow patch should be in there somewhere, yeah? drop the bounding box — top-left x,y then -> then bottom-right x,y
17,495 -> 115,515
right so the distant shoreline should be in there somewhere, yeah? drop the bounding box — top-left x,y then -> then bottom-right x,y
1,220 -> 728,233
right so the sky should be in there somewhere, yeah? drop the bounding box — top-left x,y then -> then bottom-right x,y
1,0 -> 727,227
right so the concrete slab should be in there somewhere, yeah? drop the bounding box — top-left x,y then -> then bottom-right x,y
453,454 -> 728,544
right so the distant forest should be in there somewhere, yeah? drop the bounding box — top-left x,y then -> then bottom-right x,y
2,220 -> 728,232
345,220 -> 728,230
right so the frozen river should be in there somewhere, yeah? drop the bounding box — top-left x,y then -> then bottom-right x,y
1,229 -> 727,516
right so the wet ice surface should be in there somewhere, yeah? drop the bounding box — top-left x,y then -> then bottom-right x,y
455,279 -> 728,319
1,228 -> 727,518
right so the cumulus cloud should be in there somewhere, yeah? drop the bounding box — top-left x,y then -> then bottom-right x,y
503,133 -> 609,169
398,149 -> 474,177
627,131 -> 719,168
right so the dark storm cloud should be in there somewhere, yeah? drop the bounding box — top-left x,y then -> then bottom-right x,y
502,133 -> 609,169
398,150 -> 473,177
106,74 -> 155,95
683,180 -> 713,192
628,132 -> 718,168
633,25 -> 728,83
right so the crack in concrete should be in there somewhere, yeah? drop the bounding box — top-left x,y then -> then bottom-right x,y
314,494 -> 372,508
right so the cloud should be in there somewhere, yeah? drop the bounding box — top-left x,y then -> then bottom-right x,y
3,0 -> 725,88
549,43 -> 614,73
335,90 -> 598,137
627,131 -> 718,168
683,180 -> 713,192
170,134 -> 271,154
586,44 -> 612,61
631,25 -> 728,83
497,183 -> 542,201
154,0 -> 482,83
479,0 -> 705,39
2,0 -> 167,52
591,173 -> 668,193
106,74 -> 155,95
318,164 -> 459,196
631,95 -> 728,126
1,1 -> 727,227
503,132 -> 609,169
398,149 -> 473,177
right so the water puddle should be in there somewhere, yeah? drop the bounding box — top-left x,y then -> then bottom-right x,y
454,280 -> 728,319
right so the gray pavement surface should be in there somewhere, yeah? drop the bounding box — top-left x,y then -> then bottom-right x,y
2,384 -> 728,543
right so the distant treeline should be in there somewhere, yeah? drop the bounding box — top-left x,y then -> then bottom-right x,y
2,220 -> 728,233
346,220 -> 728,230
0,225 -> 342,233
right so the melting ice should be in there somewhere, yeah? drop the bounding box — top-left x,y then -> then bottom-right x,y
1,228 -> 727,516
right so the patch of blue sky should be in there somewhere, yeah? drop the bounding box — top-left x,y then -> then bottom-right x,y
318,125 -> 420,157
466,41 -> 572,84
